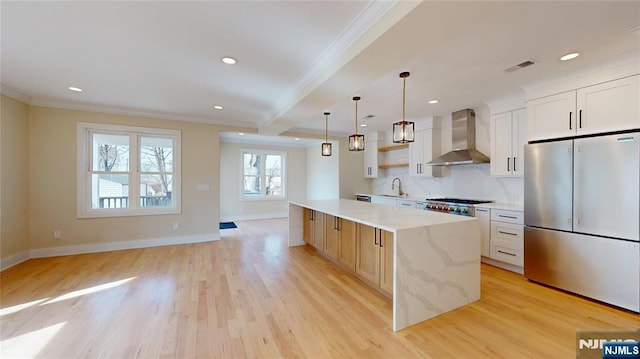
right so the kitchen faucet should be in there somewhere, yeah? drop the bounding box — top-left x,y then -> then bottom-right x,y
392,177 -> 404,196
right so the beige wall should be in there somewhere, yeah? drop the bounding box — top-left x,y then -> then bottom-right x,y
1,95 -> 30,260
338,137 -> 370,199
28,106 -> 220,249
219,141 -> 307,221
306,141 -> 339,200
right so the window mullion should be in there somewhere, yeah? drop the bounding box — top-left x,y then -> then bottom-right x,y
130,134 -> 140,210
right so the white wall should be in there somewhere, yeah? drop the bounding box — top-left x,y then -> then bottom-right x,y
306,140 -> 339,200
219,141 -> 307,221
372,105 -> 524,204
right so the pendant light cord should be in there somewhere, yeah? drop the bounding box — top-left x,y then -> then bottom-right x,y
354,99 -> 358,134
325,114 -> 328,142
402,76 -> 406,122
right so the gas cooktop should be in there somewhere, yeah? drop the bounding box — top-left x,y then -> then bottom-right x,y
425,198 -> 493,205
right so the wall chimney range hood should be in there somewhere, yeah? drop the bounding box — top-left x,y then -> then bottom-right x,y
427,109 -> 490,166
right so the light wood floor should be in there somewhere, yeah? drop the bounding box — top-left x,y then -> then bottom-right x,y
1,218 -> 638,358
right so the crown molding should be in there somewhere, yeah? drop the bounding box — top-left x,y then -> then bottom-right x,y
1,84 -> 32,104
28,99 -> 256,128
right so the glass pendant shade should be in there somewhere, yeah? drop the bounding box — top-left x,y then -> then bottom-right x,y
321,142 -> 332,156
349,134 -> 365,151
321,112 -> 332,156
393,71 -> 415,144
349,96 -> 365,151
392,121 -> 415,143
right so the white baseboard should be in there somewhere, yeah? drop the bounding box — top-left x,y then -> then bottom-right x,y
1,233 -> 220,271
220,212 -> 288,222
0,250 -> 30,271
481,256 -> 524,274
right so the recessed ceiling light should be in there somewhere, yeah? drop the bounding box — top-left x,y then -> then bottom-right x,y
294,137 -> 300,141
222,57 -> 237,65
68,86 -> 83,92
238,132 -> 245,136
428,99 -> 439,104
560,52 -> 580,61
213,105 -> 223,110
360,124 -> 367,127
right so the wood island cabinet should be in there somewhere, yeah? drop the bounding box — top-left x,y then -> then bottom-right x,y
355,223 -> 394,296
337,218 -> 357,272
303,208 -> 324,250
355,224 -> 380,285
379,229 -> 394,295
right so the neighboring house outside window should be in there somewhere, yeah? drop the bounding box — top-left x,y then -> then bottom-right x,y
241,150 -> 285,200
77,122 -> 181,218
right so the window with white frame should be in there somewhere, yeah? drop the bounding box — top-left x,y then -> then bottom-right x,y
241,150 -> 285,199
77,122 -> 181,218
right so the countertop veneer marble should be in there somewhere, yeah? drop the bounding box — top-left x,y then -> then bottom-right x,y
288,199 -> 480,331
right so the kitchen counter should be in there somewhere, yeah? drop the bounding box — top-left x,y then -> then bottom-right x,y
288,199 -> 480,331
475,202 -> 524,211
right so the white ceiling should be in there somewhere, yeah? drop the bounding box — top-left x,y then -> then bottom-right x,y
2,1 -> 639,141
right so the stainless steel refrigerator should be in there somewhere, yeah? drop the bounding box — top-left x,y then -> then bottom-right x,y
524,132 -> 640,312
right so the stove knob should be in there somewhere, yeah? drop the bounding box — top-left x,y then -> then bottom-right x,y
461,208 -> 468,213
448,207 -> 454,212
454,208 -> 461,213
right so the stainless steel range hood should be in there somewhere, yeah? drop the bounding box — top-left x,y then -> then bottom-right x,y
427,109 -> 490,166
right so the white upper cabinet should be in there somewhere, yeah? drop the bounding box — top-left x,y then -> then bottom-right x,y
408,117 -> 443,177
409,129 -> 443,177
576,76 -> 640,136
364,132 -> 382,178
527,91 -> 576,141
527,75 -> 639,141
490,109 -> 526,176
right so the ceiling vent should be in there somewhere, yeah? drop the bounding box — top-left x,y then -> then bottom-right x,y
504,60 -> 535,73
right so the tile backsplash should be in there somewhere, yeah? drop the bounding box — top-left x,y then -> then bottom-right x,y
372,164 -> 524,204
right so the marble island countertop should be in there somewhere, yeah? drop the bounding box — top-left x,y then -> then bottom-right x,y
289,199 -> 475,233
288,198 -> 481,331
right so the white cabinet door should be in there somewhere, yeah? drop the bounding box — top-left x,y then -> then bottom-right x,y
408,129 -> 442,177
512,109 -> 527,176
408,131 -> 424,177
577,75 -> 640,136
490,109 -> 526,177
527,91 -> 576,141
364,140 -> 380,178
370,196 -> 397,206
474,207 -> 491,257
490,112 -> 513,176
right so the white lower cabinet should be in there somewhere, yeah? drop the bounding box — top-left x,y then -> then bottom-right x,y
474,208 -> 491,257
477,207 -> 524,271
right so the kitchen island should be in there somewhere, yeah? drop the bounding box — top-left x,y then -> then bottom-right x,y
289,199 -> 480,331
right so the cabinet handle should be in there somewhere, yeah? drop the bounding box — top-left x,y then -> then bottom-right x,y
498,214 -> 518,219
336,217 -> 340,231
497,250 -> 517,257
498,230 -> 518,236
476,208 -> 488,212
310,210 -> 314,221
569,112 -> 572,130
374,233 -> 378,246
579,110 -> 582,128
507,157 -> 510,171
513,157 -> 516,172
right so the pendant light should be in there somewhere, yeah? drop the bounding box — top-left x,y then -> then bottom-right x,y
321,112 -> 332,156
349,96 -> 365,151
393,71 -> 415,143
